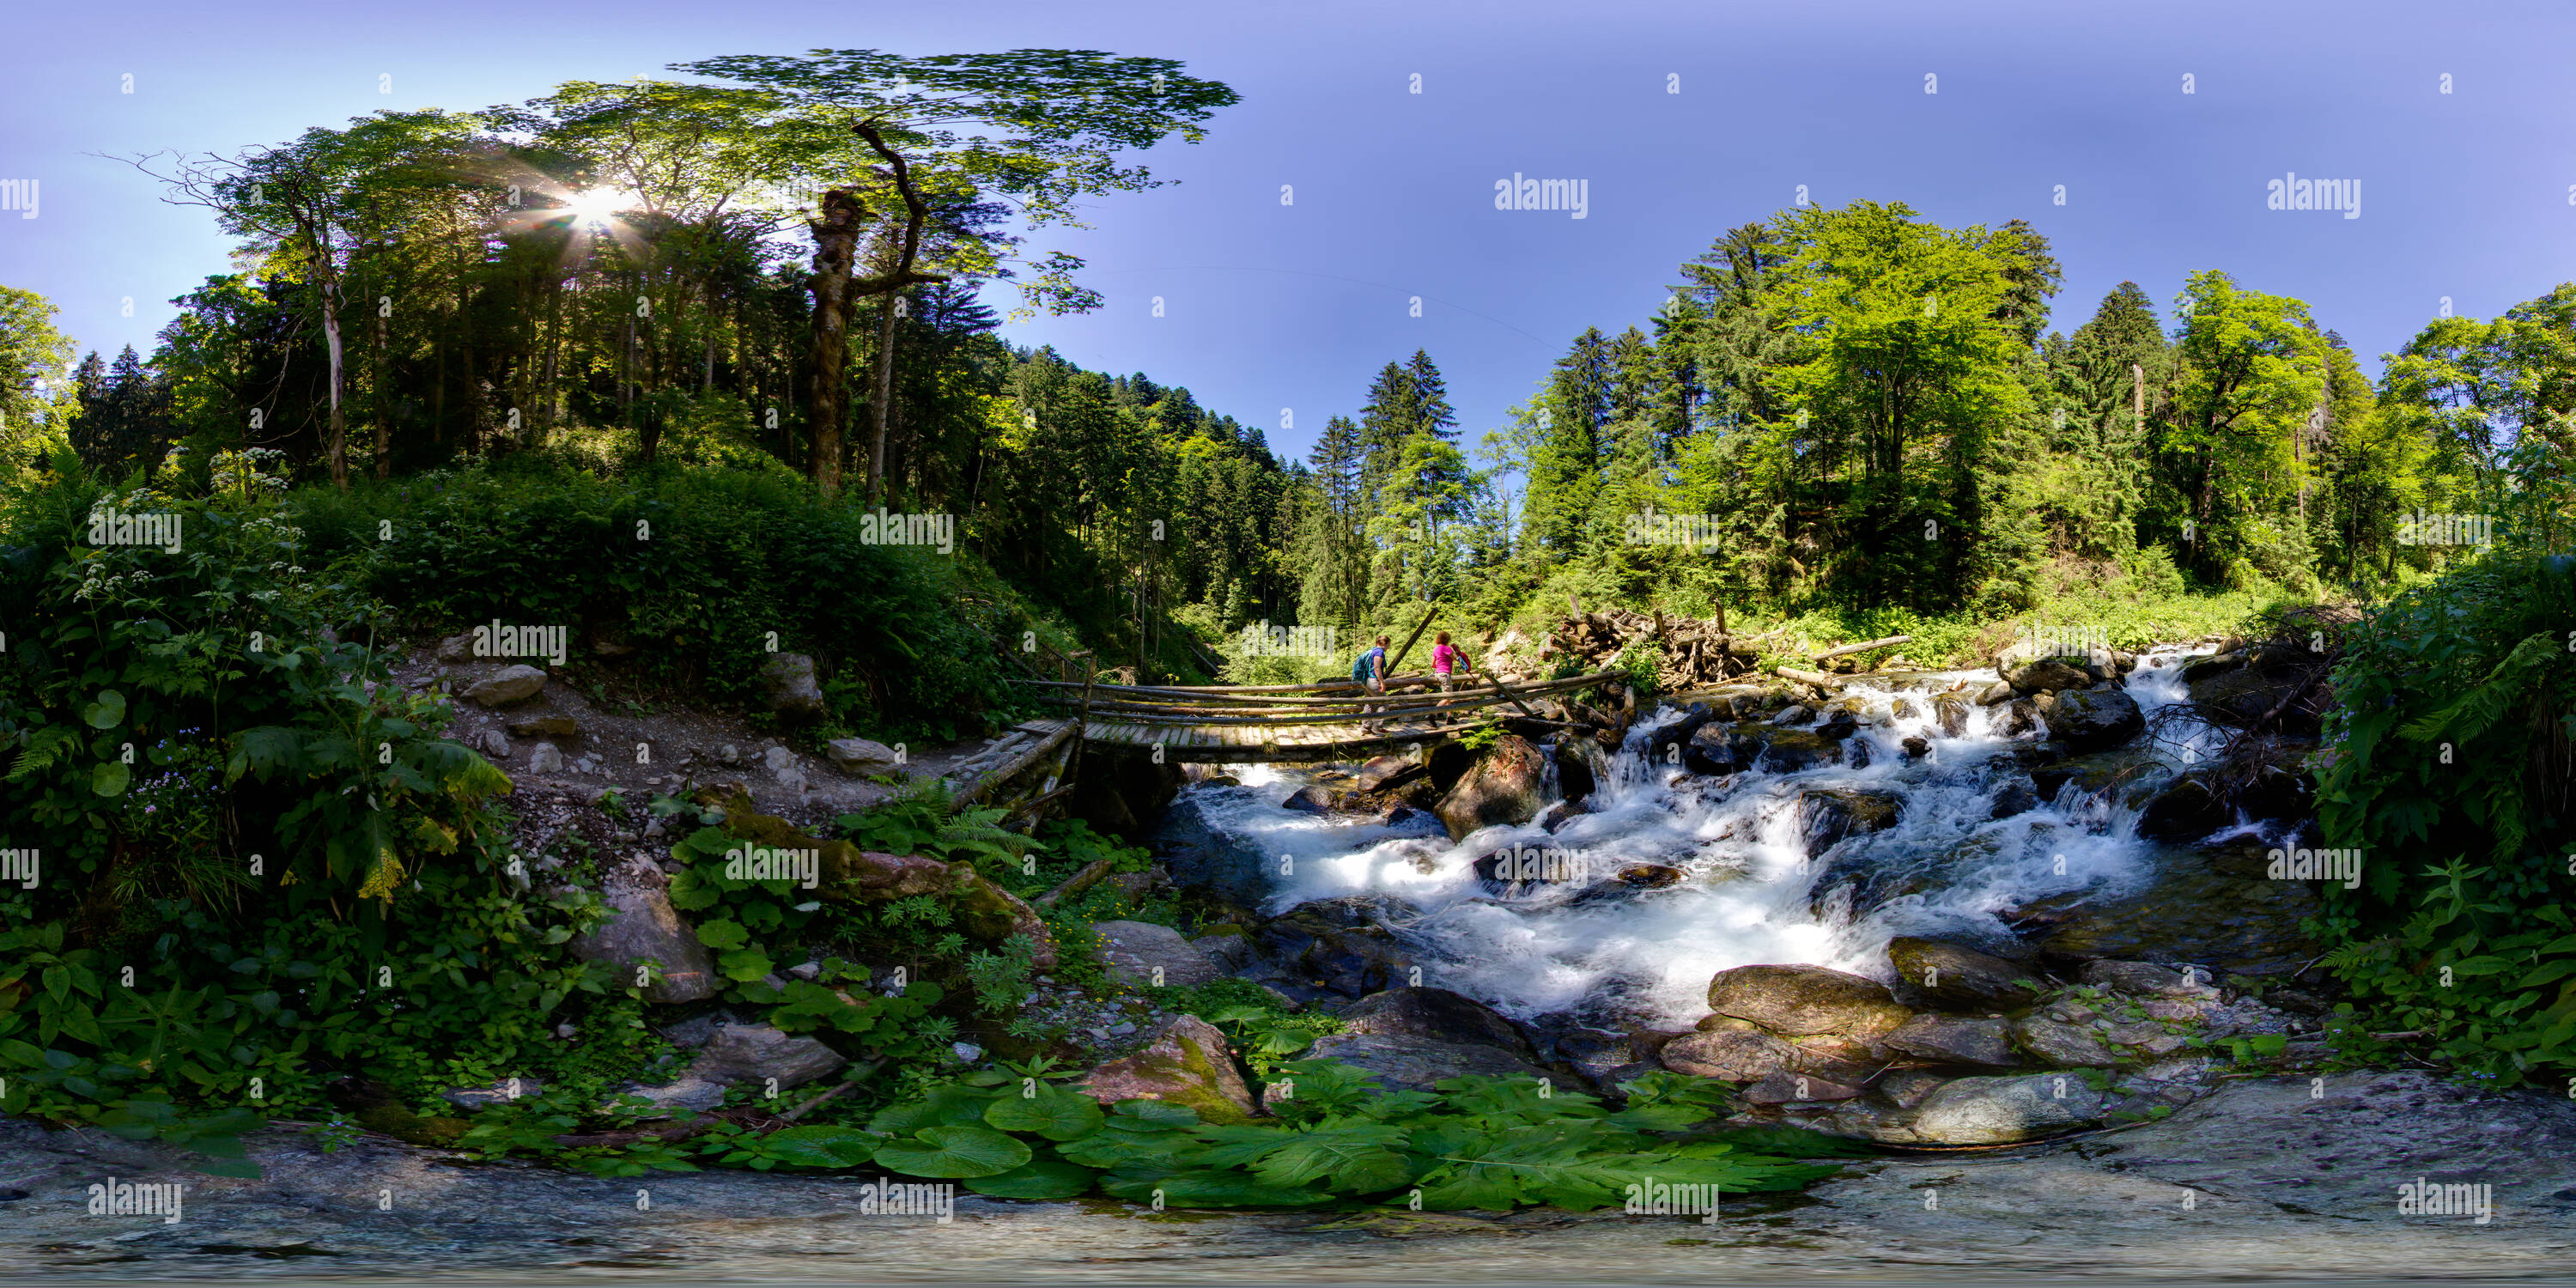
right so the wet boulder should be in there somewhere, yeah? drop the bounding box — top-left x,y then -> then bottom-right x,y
1989,777 -> 2040,819
1886,937 -> 2044,1013
1795,787 -> 1901,859
1352,755 -> 1426,793
1930,693 -> 1971,737
1681,722 -> 1760,775
2008,1016 -> 2122,1067
755,653 -> 828,721
2133,770 -> 2231,841
2003,659 -> 2093,696
1338,987 -> 1541,1059
465,665 -> 548,708
569,860 -> 718,1003
686,1022 -> 848,1092
1252,897 -> 1414,999
1151,793 -> 1274,912
1294,1030 -> 1558,1097
1658,1027 -> 1801,1081
1433,733 -> 1550,841
2047,688 -> 2145,753
1281,785 -> 1340,814
1759,729 -> 1846,773
1552,736 -> 1608,805
1091,920 -> 1222,989
1705,963 -> 1912,1042
1904,1072 -> 2104,1144
2032,842 -> 2319,979
1880,1015 -> 2017,1067
2029,747 -> 2159,802
1643,703 -> 1722,765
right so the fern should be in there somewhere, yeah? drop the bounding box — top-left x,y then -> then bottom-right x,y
5,724 -> 76,781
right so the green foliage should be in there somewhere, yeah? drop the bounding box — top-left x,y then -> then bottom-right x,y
2312,551 -> 2576,1084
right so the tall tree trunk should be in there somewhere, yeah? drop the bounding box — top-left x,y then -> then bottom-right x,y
805,187 -> 863,496
320,274 -> 347,489
371,272 -> 389,480
851,123 -> 948,509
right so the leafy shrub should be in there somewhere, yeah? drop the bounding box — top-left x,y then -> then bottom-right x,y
2314,550 -> 2576,1084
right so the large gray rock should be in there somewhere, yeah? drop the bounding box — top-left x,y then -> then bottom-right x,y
465,665 -> 547,708
756,653 -> 828,720
1795,788 -> 1901,859
2030,842 -> 2320,979
1881,1015 -> 2017,1067
526,741 -> 565,775
1150,794 -> 1273,913
1706,963 -> 1912,1042
1292,1031 -> 1555,1096
1249,897 -> 1413,999
1078,1014 -> 1259,1124
1886,937 -> 2044,1012
826,737 -> 902,773
2003,659 -> 2092,696
1090,919 -> 1220,988
2048,688 -> 2145,752
686,1023 -> 848,1092
1905,1072 -> 2105,1144
2011,1016 -> 2122,1067
1659,1027 -> 1801,1081
1433,733 -> 1550,841
1930,692 -> 1971,736
1337,987 -> 1539,1058
568,863 -> 718,1003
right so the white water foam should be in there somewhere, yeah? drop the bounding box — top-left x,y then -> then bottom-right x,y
1175,649 -> 2224,1027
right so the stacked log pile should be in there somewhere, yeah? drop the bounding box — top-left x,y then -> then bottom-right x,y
1537,607 -> 1769,690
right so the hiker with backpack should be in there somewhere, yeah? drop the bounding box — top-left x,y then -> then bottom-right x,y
1353,635 -> 1391,731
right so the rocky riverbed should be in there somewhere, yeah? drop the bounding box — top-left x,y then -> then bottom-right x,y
3,1069 -> 2568,1280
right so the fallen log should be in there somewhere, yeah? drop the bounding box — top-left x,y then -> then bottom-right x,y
1775,666 -> 1843,690
1813,634 -> 1911,663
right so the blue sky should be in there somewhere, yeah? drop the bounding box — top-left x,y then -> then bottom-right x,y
4,0 -> 2573,466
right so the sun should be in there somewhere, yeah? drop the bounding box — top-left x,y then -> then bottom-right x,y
561,187 -> 631,224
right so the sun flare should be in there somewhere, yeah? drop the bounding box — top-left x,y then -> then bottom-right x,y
561,187 -> 630,223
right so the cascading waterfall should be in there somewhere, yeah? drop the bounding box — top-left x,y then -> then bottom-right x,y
1173,648 -> 2237,1029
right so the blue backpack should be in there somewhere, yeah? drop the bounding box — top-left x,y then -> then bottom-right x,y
1352,647 -> 1384,680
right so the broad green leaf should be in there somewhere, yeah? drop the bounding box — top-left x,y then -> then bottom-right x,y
695,920 -> 750,951
872,1125 -> 1030,1179
759,1125 -> 881,1168
82,690 -> 126,730
91,760 -> 130,797
1111,1098 -> 1200,1127
963,1159 -> 1096,1200
1098,1168 -> 1334,1208
984,1089 -> 1105,1140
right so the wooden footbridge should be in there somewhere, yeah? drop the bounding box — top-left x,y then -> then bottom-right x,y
1009,668 -> 1625,764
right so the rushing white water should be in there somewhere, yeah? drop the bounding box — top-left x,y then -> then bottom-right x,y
1174,649 -> 2238,1028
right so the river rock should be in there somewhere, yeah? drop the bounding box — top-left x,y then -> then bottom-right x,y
527,741 -> 565,775
1282,785 -> 1340,813
2079,959 -> 2213,998
1990,778 -> 2039,818
826,737 -> 902,773
2004,659 -> 2092,696
686,1022 -> 848,1091
1552,736 -> 1607,804
1903,1072 -> 2104,1144
1353,755 -> 1426,793
1078,1014 -> 1259,1124
1659,1027 -> 1801,1081
1759,729 -> 1846,773
1682,722 -> 1759,775
1091,920 -> 1220,988
2030,747 -> 2159,801
1899,734 -> 1930,762
1975,681 -> 2013,706
1795,787 -> 1901,859
1742,1070 -> 1868,1103
434,633 -> 472,663
1644,703 -> 1722,766
2047,688 -> 2145,753
1880,1015 -> 2017,1067
1931,693 -> 1971,736
2134,770 -> 2231,840
1706,963 -> 1911,1042
568,863 -> 718,1003
1338,987 -> 1540,1058
1149,794 -> 1272,912
756,653 -> 828,720
465,665 -> 548,708
2009,1016 -> 2122,1066
1886,937 -> 2044,1012
509,715 -> 579,737
1433,733 -> 1549,841
1252,896 -> 1413,999
1293,1030 -> 1557,1097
